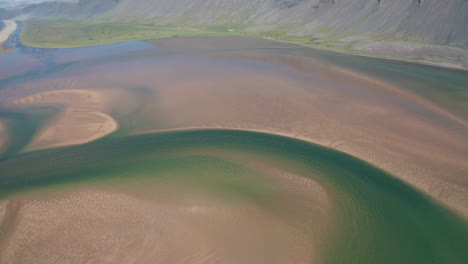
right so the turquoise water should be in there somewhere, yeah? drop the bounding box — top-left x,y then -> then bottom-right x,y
1,129 -> 466,264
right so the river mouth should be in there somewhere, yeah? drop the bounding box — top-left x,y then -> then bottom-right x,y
0,29 -> 467,263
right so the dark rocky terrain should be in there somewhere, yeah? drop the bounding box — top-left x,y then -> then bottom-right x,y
110,0 -> 468,47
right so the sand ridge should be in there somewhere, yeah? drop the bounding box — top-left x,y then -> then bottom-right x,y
0,20 -> 16,46
14,89 -> 118,151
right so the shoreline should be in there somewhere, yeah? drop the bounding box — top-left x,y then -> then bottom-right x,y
134,126 -> 468,219
17,23 -> 467,72
15,18 -> 467,72
259,36 -> 468,72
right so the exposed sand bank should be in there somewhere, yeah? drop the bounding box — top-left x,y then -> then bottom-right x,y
2,51 -> 466,217
82,56 -> 467,217
0,20 -> 16,46
14,89 -> 118,151
0,30 -> 467,264
209,53 -> 468,127
0,159 -> 329,264
1,129 -> 467,263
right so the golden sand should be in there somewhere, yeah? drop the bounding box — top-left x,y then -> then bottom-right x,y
14,90 -> 118,151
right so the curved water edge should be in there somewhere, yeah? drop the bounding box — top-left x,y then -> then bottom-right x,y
3,20 -> 20,49
0,129 -> 467,264
0,106 -> 63,159
1,22 -> 467,263
1,25 -> 467,124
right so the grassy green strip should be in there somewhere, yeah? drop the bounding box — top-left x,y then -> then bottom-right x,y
21,19 -> 241,48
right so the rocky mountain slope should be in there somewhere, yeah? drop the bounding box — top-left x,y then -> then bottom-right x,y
1,0 -> 467,49
106,0 -> 468,47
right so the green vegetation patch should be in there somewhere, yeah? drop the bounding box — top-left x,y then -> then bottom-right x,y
21,19 -> 240,48
20,19 -> 355,52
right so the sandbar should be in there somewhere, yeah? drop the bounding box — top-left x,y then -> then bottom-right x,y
14,89 -> 118,151
0,20 -> 16,46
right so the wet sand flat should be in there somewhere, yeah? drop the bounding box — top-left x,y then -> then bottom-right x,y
0,36 -> 467,264
0,135 -> 331,264
0,130 -> 466,264
5,51 -> 463,216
